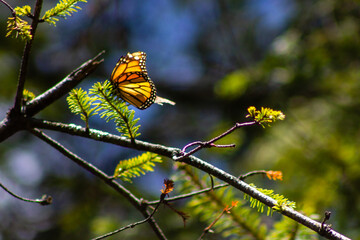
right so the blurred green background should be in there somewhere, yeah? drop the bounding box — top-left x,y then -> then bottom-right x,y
0,0 -> 359,239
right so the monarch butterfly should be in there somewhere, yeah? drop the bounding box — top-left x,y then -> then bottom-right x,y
110,51 -> 175,110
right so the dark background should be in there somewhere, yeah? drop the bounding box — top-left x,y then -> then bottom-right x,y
0,0 -> 359,239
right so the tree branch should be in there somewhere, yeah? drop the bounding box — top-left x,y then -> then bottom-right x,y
175,121 -> 256,161
93,188 -> 168,240
29,128 -> 167,240
13,0 -> 43,114
0,51 -> 104,143
177,156 -> 350,240
0,0 -> 16,17
27,119 -> 351,240
25,50 -> 105,117
146,170 -> 272,205
28,118 -> 176,156
0,182 -> 52,205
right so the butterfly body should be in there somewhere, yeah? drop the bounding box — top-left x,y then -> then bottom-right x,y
110,51 -> 174,110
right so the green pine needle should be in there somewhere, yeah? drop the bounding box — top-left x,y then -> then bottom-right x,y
113,152 -> 162,182
244,184 -> 296,216
67,88 -> 97,129
42,0 -> 87,26
89,80 -> 141,139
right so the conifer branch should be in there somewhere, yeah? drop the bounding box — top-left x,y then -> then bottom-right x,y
113,152 -> 162,182
89,81 -> 139,140
244,183 -> 296,216
67,88 -> 97,131
41,0 -> 87,26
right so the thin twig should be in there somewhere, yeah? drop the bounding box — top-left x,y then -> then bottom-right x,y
162,201 -> 189,226
198,202 -> 237,240
13,0 -> 43,115
209,174 -> 214,190
181,142 -> 235,153
147,183 -> 227,206
0,182 -> 52,205
211,143 -> 236,148
146,170 -> 268,205
92,217 -> 153,240
239,170 -> 267,180
175,121 -> 256,161
0,0 -> 16,16
93,193 -> 166,240
181,141 -> 202,152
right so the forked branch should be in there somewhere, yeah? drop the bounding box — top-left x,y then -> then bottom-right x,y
29,128 -> 167,240
0,51 -> 104,142
27,119 -> 350,240
93,179 -> 174,240
13,0 -> 43,114
25,51 -> 105,117
174,121 -> 256,161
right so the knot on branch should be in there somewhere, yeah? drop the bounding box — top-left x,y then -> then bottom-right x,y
319,211 -> 332,235
172,149 -> 185,161
39,194 -> 53,206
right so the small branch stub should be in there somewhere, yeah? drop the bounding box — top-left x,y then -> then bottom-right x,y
320,211 -> 332,234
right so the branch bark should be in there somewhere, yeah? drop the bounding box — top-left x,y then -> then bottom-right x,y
0,51 -> 104,142
30,128 -> 167,240
27,119 -> 351,240
13,0 -> 43,113
24,51 -> 105,117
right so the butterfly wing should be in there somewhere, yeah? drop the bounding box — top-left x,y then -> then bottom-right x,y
110,51 -> 157,109
112,71 -> 156,109
110,51 -> 148,81
110,51 -> 175,109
